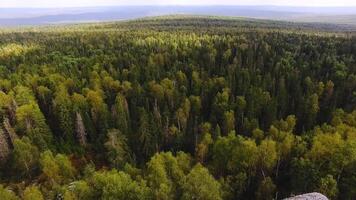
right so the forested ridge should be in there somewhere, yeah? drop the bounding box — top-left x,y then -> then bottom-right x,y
0,16 -> 355,200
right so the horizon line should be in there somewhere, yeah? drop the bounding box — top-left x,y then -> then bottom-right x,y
1,5 -> 356,9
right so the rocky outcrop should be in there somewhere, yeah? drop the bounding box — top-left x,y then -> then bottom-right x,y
284,193 -> 328,200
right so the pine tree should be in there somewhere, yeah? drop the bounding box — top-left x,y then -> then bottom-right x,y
112,94 -> 130,135
138,108 -> 154,159
105,129 -> 131,169
53,86 -> 74,144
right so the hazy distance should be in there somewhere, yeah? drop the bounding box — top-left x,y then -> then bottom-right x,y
0,5 -> 355,26
1,0 -> 355,7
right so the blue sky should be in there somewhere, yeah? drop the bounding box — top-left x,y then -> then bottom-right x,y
0,0 -> 355,7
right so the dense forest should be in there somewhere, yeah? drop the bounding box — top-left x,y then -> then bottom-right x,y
0,16 -> 355,200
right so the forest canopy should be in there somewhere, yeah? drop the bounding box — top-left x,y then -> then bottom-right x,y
0,16 -> 355,200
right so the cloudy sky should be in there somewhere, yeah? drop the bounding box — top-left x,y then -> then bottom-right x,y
0,0 -> 354,7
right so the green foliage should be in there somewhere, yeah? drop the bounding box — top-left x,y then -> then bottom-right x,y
105,129 -> 131,169
16,103 -> 53,150
53,86 -> 75,146
0,44 -> 37,60
112,94 -> 130,135
0,16 -> 354,200
64,180 -> 92,200
147,152 -> 185,199
181,164 -> 222,200
12,137 -> 39,178
90,170 -> 151,200
39,150 -> 75,184
213,133 -> 258,175
318,175 -> 338,200
255,177 -> 276,200
0,185 -> 19,200
23,185 -> 44,200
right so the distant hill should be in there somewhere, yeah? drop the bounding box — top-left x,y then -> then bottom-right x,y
108,15 -> 356,33
0,6 -> 356,29
2,15 -> 356,34
291,15 -> 356,25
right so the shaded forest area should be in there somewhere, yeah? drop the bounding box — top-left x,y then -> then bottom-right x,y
0,17 -> 355,199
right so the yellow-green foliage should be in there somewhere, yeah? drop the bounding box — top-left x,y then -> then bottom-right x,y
0,43 -> 37,59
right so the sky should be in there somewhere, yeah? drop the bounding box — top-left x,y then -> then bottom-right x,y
0,0 -> 355,8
